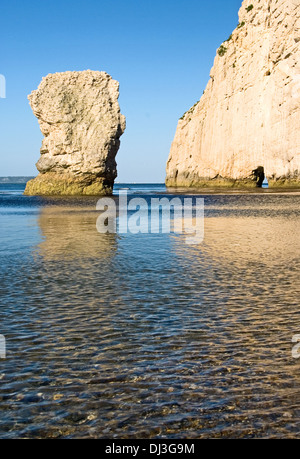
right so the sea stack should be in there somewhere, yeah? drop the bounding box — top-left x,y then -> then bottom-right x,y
25,71 -> 126,195
166,0 -> 300,188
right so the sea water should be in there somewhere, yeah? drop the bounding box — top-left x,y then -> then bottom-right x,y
0,182 -> 300,438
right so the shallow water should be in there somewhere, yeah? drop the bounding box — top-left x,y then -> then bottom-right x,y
0,183 -> 300,438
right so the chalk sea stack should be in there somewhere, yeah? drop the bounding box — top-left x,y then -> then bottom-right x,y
24,71 -> 126,196
166,0 -> 300,188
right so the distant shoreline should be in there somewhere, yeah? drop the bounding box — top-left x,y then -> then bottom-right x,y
0,177 -> 35,184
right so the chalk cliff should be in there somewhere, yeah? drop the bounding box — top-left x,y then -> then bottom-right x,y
25,71 -> 126,195
166,0 -> 300,187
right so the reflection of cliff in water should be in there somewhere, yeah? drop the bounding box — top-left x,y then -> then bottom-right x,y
173,201 -> 300,268
37,204 -> 117,261
169,198 -> 300,369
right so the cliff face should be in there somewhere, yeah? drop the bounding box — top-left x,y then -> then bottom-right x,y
25,71 -> 126,195
166,0 -> 300,187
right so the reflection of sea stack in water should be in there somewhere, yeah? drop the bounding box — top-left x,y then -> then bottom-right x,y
24,71 -> 126,196
166,0 -> 300,188
37,205 -> 117,260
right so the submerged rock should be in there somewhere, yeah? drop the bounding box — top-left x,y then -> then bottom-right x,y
25,71 -> 126,195
166,0 -> 300,188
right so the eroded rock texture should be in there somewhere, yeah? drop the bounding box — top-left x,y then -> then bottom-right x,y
166,0 -> 300,188
25,71 -> 126,195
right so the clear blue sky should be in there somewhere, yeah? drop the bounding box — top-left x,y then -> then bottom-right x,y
0,0 -> 242,182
